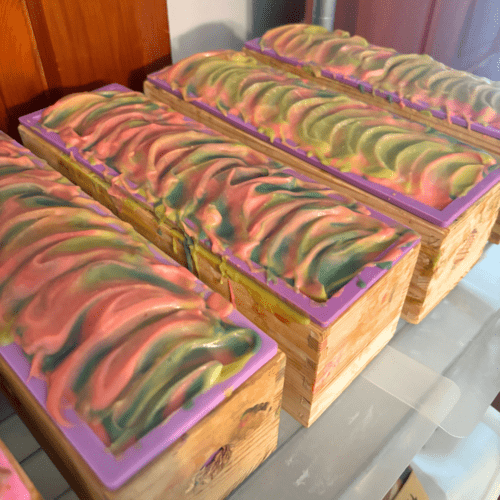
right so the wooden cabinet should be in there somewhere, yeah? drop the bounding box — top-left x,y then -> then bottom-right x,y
0,0 -> 171,140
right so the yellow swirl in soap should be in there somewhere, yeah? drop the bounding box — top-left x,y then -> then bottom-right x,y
0,136 -> 261,453
156,50 -> 498,209
259,24 -> 500,128
40,90 -> 417,302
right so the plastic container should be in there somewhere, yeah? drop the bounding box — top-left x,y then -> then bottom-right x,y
228,243 -> 500,500
412,406 -> 500,500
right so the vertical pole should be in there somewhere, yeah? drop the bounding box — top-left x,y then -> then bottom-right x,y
311,0 -> 337,30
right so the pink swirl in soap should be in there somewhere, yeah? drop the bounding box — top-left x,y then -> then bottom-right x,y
258,24 -> 500,129
155,50 -> 499,209
0,446 -> 30,500
39,90 -> 417,302
0,136 -> 261,453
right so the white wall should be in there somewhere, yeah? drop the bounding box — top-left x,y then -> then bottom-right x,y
167,0 -> 304,62
167,0 -> 250,62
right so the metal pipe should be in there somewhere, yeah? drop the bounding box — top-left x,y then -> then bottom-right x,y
311,0 -> 337,30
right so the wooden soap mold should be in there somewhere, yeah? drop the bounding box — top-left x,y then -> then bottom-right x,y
19,123 -> 419,427
142,81 -> 500,325
0,344 -> 285,500
1,129 -> 286,499
243,46 -> 500,244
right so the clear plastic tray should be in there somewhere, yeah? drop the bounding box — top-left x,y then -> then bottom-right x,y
412,406 -> 500,500
228,243 -> 500,500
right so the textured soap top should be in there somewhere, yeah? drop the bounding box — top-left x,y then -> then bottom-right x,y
155,50 -> 499,212
0,135 -> 262,454
258,24 -> 500,129
38,89 -> 416,303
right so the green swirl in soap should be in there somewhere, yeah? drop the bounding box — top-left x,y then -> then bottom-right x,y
259,24 -> 500,128
156,50 -> 499,209
40,90 -> 416,302
0,136 -> 260,453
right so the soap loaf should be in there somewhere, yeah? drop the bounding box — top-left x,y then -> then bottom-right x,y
0,131 -> 283,500
247,24 -> 500,155
246,24 -> 500,243
19,87 -> 419,426
145,51 -> 500,323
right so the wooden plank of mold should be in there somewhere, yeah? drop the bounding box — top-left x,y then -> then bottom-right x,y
0,348 -> 285,500
143,82 -> 500,324
18,124 -> 420,427
0,437 -> 43,500
244,250 -> 417,426
194,235 -> 418,427
282,314 -> 400,426
242,48 -> 500,246
491,221 -> 500,244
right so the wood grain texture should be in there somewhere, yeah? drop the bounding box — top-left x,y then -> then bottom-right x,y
143,81 -> 500,324
25,0 -> 171,92
225,245 -> 419,426
0,0 -> 48,139
491,220 -> 500,244
0,347 -> 285,500
0,0 -> 171,141
20,124 -> 419,427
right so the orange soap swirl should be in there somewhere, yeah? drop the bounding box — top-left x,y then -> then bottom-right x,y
259,24 -> 500,129
0,136 -> 261,453
156,50 -> 499,210
39,89 -> 417,302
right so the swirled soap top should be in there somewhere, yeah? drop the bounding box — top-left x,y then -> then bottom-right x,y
258,24 -> 500,129
0,135 -> 262,453
38,90 -> 415,303
154,51 -> 499,211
